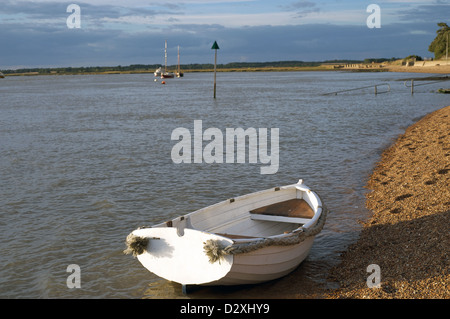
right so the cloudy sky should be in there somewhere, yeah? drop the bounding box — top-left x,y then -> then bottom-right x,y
0,0 -> 448,69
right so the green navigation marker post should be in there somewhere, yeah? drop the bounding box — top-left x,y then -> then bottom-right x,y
211,41 -> 220,99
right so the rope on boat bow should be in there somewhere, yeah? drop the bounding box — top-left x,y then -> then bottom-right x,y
203,204 -> 328,264
123,233 -> 149,257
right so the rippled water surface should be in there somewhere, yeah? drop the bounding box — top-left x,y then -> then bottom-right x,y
0,71 -> 448,298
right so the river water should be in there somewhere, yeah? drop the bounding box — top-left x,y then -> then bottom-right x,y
0,71 -> 448,298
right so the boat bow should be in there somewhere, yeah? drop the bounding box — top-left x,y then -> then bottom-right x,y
126,227 -> 234,285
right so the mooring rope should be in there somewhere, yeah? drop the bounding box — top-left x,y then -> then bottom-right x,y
123,233 -> 149,257
203,204 -> 328,264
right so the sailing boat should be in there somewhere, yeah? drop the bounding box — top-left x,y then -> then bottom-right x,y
161,40 -> 174,79
0,72 -> 5,78
176,45 -> 184,78
153,67 -> 162,77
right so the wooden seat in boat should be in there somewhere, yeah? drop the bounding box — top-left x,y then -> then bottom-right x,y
216,200 -> 314,239
250,198 -> 314,218
215,233 -> 260,239
203,199 -> 315,240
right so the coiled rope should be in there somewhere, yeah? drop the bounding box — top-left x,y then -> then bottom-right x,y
123,233 -> 149,257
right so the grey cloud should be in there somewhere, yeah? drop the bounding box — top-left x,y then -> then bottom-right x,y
398,4 -> 450,22
0,11 -> 440,68
1,1 -> 179,25
289,1 -> 317,9
279,1 -> 320,18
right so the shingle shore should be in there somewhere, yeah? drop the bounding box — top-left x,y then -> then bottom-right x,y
326,105 -> 450,299
172,106 -> 449,299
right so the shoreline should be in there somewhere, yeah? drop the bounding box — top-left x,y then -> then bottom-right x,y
325,105 -> 450,299
182,107 -> 449,300
2,64 -> 449,77
386,65 -> 450,75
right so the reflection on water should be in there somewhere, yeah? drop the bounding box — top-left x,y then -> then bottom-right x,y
142,258 -> 342,299
0,72 -> 448,298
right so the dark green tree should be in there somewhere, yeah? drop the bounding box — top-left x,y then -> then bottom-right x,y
428,22 -> 449,60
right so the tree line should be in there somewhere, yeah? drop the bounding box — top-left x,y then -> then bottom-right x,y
1,60 -> 365,75
428,22 -> 449,60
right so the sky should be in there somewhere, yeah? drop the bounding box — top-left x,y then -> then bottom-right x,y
0,0 -> 448,69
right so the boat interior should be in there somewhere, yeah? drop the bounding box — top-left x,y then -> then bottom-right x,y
213,198 -> 315,239
155,186 -> 320,241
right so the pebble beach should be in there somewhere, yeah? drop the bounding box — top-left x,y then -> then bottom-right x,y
326,105 -> 450,299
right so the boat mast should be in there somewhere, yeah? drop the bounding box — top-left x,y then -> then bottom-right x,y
177,45 -> 180,74
164,40 -> 168,73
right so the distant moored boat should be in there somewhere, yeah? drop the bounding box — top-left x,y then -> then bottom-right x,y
176,45 -> 184,78
154,67 -> 162,77
161,40 -> 174,79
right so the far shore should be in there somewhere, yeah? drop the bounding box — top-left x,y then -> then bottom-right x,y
386,64 -> 450,74
2,62 -> 450,77
0,65 -> 332,76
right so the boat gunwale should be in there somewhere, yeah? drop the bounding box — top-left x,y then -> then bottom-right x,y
152,180 -> 323,243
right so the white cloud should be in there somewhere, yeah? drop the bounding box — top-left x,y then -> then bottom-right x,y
98,9 -> 377,29
20,0 -> 251,5
410,30 -> 429,35
100,11 -> 303,28
379,0 -> 436,2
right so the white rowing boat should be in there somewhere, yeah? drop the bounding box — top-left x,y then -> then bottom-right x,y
125,179 -> 327,291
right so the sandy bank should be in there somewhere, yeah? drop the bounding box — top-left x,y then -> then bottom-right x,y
326,105 -> 450,299
387,64 -> 450,74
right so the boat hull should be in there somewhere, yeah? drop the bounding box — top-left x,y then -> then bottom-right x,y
126,180 -> 325,287
209,237 -> 315,285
